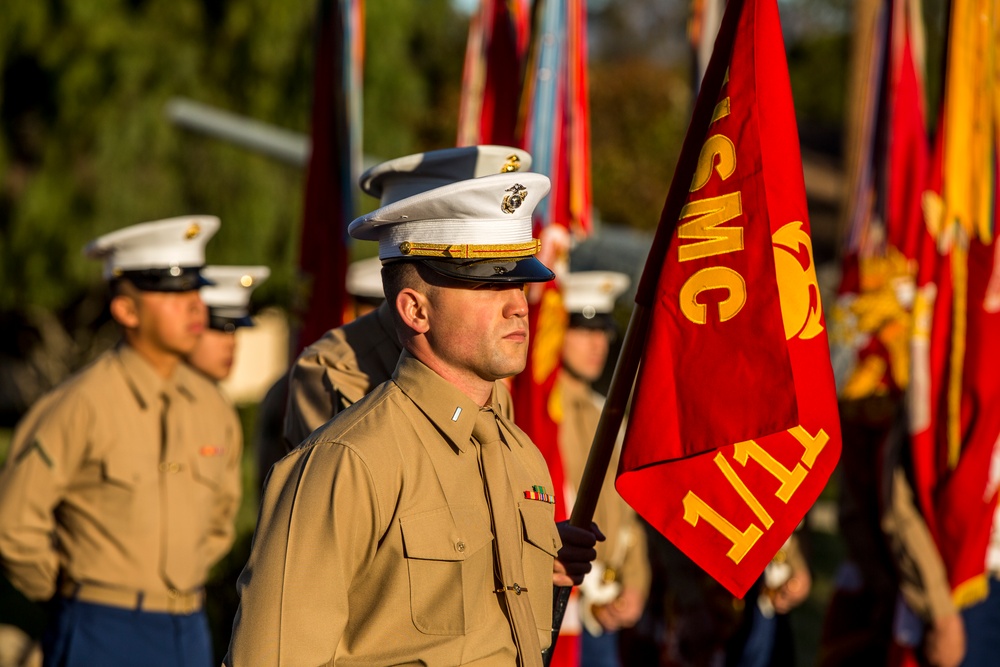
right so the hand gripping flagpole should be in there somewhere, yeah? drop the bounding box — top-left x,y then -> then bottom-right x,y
541,0 -> 746,662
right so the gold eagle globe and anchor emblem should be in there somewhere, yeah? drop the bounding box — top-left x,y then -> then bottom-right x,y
500,154 -> 522,173
501,184 -> 528,214
772,221 -> 824,340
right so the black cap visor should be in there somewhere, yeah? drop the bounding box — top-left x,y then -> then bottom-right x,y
118,266 -> 211,292
419,255 -> 555,284
568,312 -> 616,331
208,311 -> 254,332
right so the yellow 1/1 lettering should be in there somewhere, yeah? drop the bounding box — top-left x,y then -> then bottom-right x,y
679,423 -> 829,564
683,490 -> 763,564
732,439 -> 807,503
714,452 -> 773,528
788,425 -> 829,468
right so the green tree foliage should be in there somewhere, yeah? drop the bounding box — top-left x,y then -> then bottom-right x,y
589,59 -> 690,231
0,0 -> 316,318
787,32 -> 850,147
0,0 -> 465,375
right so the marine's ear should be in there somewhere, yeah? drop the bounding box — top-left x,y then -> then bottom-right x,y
110,293 -> 140,330
395,287 -> 430,336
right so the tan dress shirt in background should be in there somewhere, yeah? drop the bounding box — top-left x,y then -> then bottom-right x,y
283,302 -> 401,447
0,343 -> 242,604
557,371 -> 650,611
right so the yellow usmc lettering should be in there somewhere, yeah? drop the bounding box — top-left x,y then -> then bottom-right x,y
677,94 -> 748,325
678,266 -> 746,324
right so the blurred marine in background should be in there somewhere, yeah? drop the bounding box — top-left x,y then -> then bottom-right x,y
187,265 -> 270,383
0,217 -> 243,667
556,270 -> 651,667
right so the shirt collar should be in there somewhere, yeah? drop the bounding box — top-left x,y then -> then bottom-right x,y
558,368 -> 592,404
392,352 -> 508,454
116,343 -> 196,409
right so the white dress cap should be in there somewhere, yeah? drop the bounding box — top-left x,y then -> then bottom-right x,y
83,216 -> 221,291
200,265 -> 271,330
345,256 -> 386,300
563,271 -> 631,319
349,172 -> 554,284
360,145 -> 532,206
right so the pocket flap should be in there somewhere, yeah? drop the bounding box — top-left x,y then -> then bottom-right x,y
518,502 -> 561,557
190,449 -> 228,488
102,454 -> 140,488
400,508 -> 493,562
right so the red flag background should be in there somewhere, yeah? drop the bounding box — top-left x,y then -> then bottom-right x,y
513,0 -> 593,527
906,0 -> 1000,607
296,0 -> 359,353
910,129 -> 1000,609
456,0 -> 529,147
616,0 -> 842,597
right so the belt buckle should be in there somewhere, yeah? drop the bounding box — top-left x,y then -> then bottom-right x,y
166,588 -> 182,614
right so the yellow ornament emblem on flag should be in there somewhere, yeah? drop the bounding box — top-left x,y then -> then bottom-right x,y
772,221 -> 823,340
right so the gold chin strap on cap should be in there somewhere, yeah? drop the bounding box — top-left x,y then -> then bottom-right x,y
397,239 -> 540,259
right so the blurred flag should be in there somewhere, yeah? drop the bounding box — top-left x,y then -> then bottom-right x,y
689,0 -> 725,91
907,0 -> 1000,609
512,0 -> 592,660
296,0 -> 364,353
457,0 -> 530,147
512,0 -> 593,529
833,0 -> 926,404
615,0 -> 842,597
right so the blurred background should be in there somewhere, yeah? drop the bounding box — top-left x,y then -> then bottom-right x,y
0,0 -> 953,663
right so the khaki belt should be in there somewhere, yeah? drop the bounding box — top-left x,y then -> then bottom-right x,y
60,581 -> 204,615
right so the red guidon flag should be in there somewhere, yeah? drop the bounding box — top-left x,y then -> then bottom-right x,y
615,0 -> 842,597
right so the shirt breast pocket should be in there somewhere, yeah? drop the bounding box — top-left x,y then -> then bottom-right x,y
399,507 -> 494,635
518,501 -> 561,634
190,449 -> 228,491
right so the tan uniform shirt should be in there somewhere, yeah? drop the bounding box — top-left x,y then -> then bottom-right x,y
882,468 -> 956,621
227,354 -> 561,667
283,302 -> 402,447
557,371 -> 650,604
284,301 -> 517,447
0,344 -> 243,602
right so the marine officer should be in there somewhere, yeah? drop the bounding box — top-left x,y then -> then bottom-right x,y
226,172 -> 601,666
0,216 -> 243,667
283,144 -> 530,447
